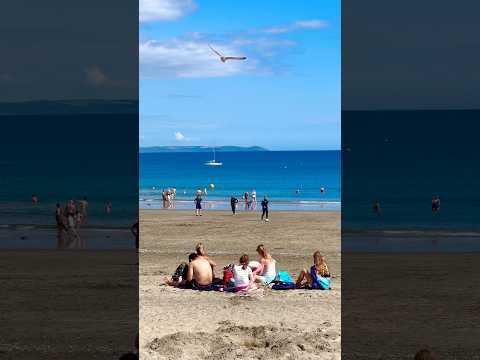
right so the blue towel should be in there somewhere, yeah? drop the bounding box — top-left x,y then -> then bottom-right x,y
275,270 -> 294,284
310,265 -> 331,290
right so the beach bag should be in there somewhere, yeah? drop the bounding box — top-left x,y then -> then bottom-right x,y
172,262 -> 188,282
223,264 -> 234,288
275,271 -> 294,284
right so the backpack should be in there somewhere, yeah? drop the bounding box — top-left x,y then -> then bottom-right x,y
223,264 -> 235,288
172,262 -> 188,282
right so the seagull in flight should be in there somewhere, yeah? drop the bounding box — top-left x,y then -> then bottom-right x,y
209,45 -> 247,63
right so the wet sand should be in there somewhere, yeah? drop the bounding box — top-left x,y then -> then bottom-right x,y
140,210 -> 341,360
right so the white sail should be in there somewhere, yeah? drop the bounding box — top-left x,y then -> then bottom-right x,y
204,146 -> 223,166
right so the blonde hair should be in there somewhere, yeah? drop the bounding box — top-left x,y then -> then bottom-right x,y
313,251 -> 324,267
313,251 -> 329,276
256,244 -> 268,258
195,242 -> 206,256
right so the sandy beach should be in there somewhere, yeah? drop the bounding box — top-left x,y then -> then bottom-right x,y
140,210 -> 340,360
0,250 -> 138,359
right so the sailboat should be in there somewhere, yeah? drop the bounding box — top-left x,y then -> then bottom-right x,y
204,147 -> 223,166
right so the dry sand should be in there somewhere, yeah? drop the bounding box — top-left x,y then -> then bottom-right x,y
0,250 -> 138,359
140,210 -> 340,360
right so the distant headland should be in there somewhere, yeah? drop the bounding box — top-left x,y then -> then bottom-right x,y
0,99 -> 138,115
140,146 -> 269,153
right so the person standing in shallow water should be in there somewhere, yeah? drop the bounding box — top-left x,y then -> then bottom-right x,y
79,196 -> 89,224
261,196 -> 269,222
55,203 -> 67,249
432,196 -> 441,212
194,193 -> 203,216
230,196 -> 238,215
373,200 -> 381,215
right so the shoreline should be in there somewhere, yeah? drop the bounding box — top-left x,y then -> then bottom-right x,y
139,199 -> 341,211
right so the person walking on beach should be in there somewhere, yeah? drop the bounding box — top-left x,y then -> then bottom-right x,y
79,196 -> 89,224
65,200 -> 80,248
31,194 -> 38,204
373,200 -> 381,215
194,193 -> 203,216
75,210 -> 86,249
251,190 -> 257,210
261,196 -> 269,222
55,203 -> 67,249
230,196 -> 239,215
105,201 -> 112,214
432,196 -> 441,212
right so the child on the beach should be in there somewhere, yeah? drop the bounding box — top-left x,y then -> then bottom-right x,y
253,244 -> 277,285
232,254 -> 256,292
296,251 -> 331,289
166,252 -> 198,288
194,193 -> 202,216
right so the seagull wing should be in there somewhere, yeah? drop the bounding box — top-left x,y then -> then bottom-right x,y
223,56 -> 247,61
208,45 -> 223,58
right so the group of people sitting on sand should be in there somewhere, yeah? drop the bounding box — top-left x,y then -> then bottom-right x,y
166,243 -> 330,292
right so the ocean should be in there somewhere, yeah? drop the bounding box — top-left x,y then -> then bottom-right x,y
0,114 -> 138,249
140,151 -> 341,211
342,110 -> 480,251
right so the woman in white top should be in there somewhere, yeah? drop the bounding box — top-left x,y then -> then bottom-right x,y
233,254 -> 255,291
253,244 -> 277,285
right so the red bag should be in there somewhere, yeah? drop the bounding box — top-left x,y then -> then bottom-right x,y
223,270 -> 233,287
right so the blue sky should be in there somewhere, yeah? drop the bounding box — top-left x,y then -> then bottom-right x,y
140,0 -> 340,150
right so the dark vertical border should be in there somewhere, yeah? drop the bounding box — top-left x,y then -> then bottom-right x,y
342,0 -> 480,358
0,1 -> 139,359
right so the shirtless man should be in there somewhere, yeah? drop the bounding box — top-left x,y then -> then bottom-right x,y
187,255 -> 213,290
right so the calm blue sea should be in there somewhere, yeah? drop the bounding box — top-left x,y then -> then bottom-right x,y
0,114 -> 138,249
342,110 -> 480,251
140,151 -> 341,211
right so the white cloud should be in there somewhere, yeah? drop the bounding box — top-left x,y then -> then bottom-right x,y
295,20 -> 329,29
262,19 -> 328,34
140,39 -> 255,78
174,131 -> 186,141
84,66 -> 109,86
140,0 -> 197,23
